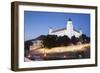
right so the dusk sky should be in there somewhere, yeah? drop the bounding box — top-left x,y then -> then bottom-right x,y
24,11 -> 90,41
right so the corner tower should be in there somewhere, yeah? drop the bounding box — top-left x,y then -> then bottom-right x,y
48,27 -> 53,35
66,18 -> 73,38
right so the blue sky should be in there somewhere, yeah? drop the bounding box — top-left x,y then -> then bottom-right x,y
24,11 -> 90,41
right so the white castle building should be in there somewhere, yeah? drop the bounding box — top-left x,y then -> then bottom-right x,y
48,18 -> 82,38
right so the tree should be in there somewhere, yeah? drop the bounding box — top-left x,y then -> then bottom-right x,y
42,34 -> 90,49
57,35 -> 71,46
79,34 -> 90,44
71,36 -> 79,45
24,41 -> 33,57
24,41 -> 33,51
85,36 -> 90,43
42,35 -> 71,48
42,35 -> 57,49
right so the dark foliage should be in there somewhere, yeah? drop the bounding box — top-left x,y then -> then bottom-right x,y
57,35 -> 71,46
79,34 -> 90,44
42,35 -> 71,49
42,34 -> 90,49
42,35 -> 57,48
71,36 -> 79,45
24,33 -> 90,49
24,41 -> 33,51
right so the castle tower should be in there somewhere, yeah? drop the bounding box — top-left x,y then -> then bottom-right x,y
48,27 -> 53,35
66,18 -> 73,38
79,28 -> 82,36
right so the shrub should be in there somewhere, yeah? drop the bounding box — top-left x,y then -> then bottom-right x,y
71,36 -> 79,45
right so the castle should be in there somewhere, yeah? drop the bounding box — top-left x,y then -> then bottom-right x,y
48,18 -> 82,38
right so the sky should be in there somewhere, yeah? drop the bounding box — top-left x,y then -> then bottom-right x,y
24,11 -> 90,41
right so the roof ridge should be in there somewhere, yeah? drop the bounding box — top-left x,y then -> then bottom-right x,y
52,27 -> 66,33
